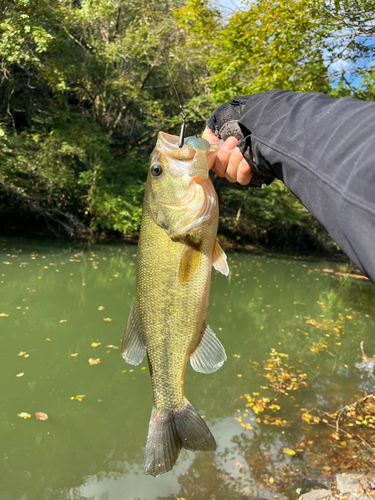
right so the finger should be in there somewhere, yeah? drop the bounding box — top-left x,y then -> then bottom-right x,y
202,127 -> 220,145
214,136 -> 239,177
225,146 -> 244,183
237,158 -> 252,185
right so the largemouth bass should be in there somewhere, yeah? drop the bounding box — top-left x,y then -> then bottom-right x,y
121,132 -> 229,477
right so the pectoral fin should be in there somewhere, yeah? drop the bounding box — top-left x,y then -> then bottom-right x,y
179,243 -> 201,284
121,301 -> 146,366
190,323 -> 227,374
212,240 -> 229,276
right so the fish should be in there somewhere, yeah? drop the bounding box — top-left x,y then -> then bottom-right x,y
121,132 -> 229,477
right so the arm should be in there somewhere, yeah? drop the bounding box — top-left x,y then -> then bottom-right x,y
205,90 -> 375,283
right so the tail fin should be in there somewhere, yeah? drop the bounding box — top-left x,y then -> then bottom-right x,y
144,399 -> 216,477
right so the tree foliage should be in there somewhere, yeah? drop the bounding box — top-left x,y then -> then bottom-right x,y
0,0 -> 374,244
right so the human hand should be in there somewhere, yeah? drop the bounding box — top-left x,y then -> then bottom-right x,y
203,128 -> 253,185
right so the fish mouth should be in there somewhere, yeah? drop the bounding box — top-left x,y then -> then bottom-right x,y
156,132 -> 215,180
152,132 -> 218,236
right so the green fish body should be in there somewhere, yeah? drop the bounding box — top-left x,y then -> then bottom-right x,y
121,132 -> 229,477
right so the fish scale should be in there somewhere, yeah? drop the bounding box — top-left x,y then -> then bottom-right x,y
121,132 -> 229,477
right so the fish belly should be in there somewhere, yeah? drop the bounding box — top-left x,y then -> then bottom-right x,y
137,206 -> 217,476
137,207 -> 213,408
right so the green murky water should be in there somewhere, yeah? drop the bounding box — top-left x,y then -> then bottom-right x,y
0,236 -> 374,500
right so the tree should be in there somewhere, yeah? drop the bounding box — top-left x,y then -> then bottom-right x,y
0,0 -> 208,234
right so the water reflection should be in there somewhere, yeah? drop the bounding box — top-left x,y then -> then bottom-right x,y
0,238 -> 374,500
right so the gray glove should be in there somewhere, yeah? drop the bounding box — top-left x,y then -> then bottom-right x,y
206,97 -> 275,187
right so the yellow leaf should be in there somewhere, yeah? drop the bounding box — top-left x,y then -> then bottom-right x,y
106,345 -> 119,349
0,313 -> 9,317
141,367 -> 146,371
59,319 -> 67,323
17,412 -> 31,419
331,433 -> 340,440
91,342 -> 101,347
98,306 -> 105,311
24,354 -> 29,358
103,318 -> 112,322
237,374 -> 242,378
88,358 -> 100,365
17,351 -> 26,356
16,372 -> 24,377
70,353 -> 78,357
70,395 -> 85,401
283,447 -> 296,456
269,477 -> 274,484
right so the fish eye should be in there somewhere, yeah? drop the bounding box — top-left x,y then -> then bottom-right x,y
151,164 -> 163,177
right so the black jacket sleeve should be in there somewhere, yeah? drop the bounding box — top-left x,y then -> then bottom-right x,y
235,90 -> 375,283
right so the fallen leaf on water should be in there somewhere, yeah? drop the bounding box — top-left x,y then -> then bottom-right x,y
141,367 -> 146,371
70,395 -> 85,401
106,345 -> 119,349
233,354 -> 240,358
35,412 -> 48,421
17,351 -> 26,356
283,447 -> 296,456
24,354 -> 29,358
88,358 -> 100,365
17,412 -> 31,419
98,306 -> 105,311
59,319 -> 67,323
103,318 -> 112,322
0,313 -> 9,317
70,353 -> 78,357
16,372 -> 24,377
91,342 -> 101,347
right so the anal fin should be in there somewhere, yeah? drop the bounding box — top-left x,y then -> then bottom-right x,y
121,301 -> 146,366
190,323 -> 226,374
212,240 -> 229,276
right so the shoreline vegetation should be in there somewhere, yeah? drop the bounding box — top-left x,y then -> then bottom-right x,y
1,0 -> 374,258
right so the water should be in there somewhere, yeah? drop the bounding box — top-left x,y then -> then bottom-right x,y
0,237 -> 374,500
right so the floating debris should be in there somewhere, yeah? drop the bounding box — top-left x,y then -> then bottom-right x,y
88,358 -> 100,365
17,412 -> 31,419
70,395 -> 85,401
35,412 -> 48,421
